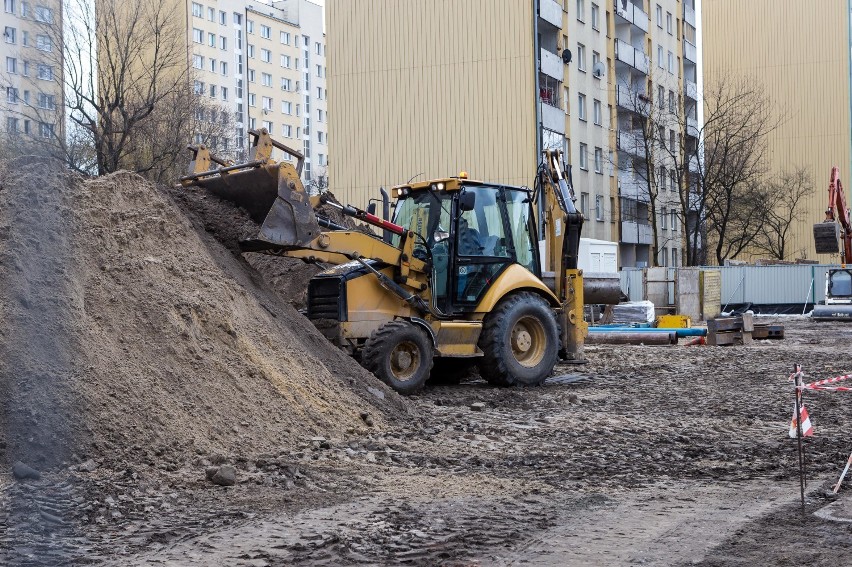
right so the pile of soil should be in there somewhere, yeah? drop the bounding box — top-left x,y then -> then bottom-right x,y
0,158 -> 406,472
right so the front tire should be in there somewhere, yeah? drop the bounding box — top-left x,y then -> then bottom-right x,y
478,292 -> 558,387
362,321 -> 433,395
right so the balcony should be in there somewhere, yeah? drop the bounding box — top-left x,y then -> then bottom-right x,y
616,84 -> 650,116
688,155 -> 700,173
686,116 -> 699,138
539,0 -> 563,29
684,4 -> 696,27
683,39 -> 697,63
618,174 -> 648,201
613,0 -> 649,32
541,99 -> 566,135
614,39 -> 649,74
621,221 -> 654,245
685,79 -> 698,101
617,129 -> 646,159
540,48 -> 564,82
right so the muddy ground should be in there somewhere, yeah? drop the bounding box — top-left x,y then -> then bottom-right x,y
3,316 -> 852,565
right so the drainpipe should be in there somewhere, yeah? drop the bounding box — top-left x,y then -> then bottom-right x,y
533,0 -> 543,233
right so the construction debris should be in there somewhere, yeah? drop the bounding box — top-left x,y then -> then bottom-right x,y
706,313 -> 754,346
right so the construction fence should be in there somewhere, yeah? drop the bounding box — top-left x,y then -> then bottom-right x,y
619,264 -> 839,317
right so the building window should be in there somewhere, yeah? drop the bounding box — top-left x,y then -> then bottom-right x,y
669,129 -> 676,150
209,84 -> 217,98
580,192 -> 590,218
233,13 -> 242,25
670,170 -> 677,192
666,12 -> 673,34
220,36 -> 227,50
36,93 -> 54,110
221,61 -> 227,75
4,27 -> 16,44
281,31 -> 290,44
282,100 -> 292,114
668,51 -> 674,73
316,64 -> 322,77
593,99 -> 602,125
6,57 -> 15,74
34,4 -> 52,23
578,93 -> 587,120
281,55 -> 291,68
563,86 -> 570,114
262,120 -> 273,134
192,54 -> 203,69
221,87 -> 228,101
577,43 -> 586,71
247,20 -> 254,34
191,2 -> 202,17
317,131 -> 325,143
248,44 -> 255,58
210,58 -> 217,72
207,6 -> 214,21
260,25 -> 271,39
658,166 -> 666,191
284,124 -> 292,137
671,209 -> 677,231
261,72 -> 272,86
668,90 -> 676,113
7,117 -> 18,133
610,197 -> 616,223
248,69 -> 255,82
591,3 -> 599,30
576,0 -> 585,22
207,33 -> 215,47
656,4 -> 662,27
248,93 -> 256,106
595,195 -> 604,221
317,86 -> 323,99
658,85 -> 664,109
262,96 -> 272,110
657,45 -> 663,68
315,41 -> 322,55
37,63 -> 53,80
38,122 -> 53,138
578,142 -> 588,170
594,147 -> 603,174
281,77 -> 291,90
219,10 -> 226,25
317,109 -> 323,122
661,206 -> 668,229
671,248 -> 678,267
4,0 -> 15,12
193,81 -> 204,95
192,28 -> 203,43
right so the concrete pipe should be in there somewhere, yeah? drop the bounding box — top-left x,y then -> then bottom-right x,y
585,331 -> 677,345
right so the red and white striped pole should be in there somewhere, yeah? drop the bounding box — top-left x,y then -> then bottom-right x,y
833,453 -> 852,494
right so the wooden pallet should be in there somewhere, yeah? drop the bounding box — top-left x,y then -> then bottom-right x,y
707,313 -> 754,346
752,324 -> 785,339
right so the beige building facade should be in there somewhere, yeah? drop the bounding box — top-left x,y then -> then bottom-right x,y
703,0 -> 852,262
328,0 -> 702,268
185,0 -> 327,182
1,0 -> 64,142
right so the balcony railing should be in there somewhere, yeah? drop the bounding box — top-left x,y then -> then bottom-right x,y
683,39 -> 697,63
613,0 -> 649,32
539,0 -> 563,29
685,79 -> 698,101
614,39 -> 649,74
684,4 -> 696,27
621,220 -> 654,245
540,48 -> 564,82
616,84 -> 650,116
617,129 -> 646,159
686,116 -> 699,138
541,98 -> 566,135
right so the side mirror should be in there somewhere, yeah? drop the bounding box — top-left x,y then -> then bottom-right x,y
367,202 -> 377,216
459,191 -> 476,212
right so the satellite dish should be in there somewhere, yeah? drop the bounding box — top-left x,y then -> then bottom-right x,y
593,62 -> 606,78
561,49 -> 572,65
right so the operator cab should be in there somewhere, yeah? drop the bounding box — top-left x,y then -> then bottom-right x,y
391,178 -> 540,316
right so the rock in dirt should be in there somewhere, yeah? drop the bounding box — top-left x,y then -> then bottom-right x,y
77,459 -> 98,472
12,461 -> 41,480
470,402 -> 486,412
211,465 -> 237,487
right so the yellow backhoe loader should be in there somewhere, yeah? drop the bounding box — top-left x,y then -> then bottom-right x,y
181,129 -> 599,394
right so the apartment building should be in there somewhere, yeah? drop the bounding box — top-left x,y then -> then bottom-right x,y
1,0 -> 63,142
612,0 -> 701,268
186,0 -> 326,182
704,0 -> 850,261
329,0 -> 702,268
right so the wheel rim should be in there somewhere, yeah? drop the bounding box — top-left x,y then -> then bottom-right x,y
510,315 -> 547,368
389,340 -> 421,382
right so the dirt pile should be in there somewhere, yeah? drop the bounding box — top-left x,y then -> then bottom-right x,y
0,159 -> 405,471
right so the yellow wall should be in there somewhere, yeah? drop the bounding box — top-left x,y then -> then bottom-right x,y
703,0 -> 852,261
327,0 -> 538,209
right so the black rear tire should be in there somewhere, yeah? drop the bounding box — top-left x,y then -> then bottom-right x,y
361,321 -> 433,395
478,292 -> 558,387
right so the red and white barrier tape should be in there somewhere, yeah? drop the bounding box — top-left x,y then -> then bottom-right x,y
804,373 -> 852,389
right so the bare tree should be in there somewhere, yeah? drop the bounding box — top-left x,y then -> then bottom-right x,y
753,166 -> 813,260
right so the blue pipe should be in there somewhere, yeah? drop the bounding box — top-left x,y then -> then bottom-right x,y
588,327 -> 707,337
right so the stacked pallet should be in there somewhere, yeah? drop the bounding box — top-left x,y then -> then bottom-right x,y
707,313 -> 754,346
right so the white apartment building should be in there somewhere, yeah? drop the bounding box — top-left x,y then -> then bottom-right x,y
1,0 -> 63,142
187,0 -> 326,183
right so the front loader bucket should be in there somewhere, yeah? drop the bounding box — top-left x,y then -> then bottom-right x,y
814,222 -> 841,254
180,129 -> 321,251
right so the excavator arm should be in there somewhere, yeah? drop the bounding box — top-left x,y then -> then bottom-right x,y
814,166 -> 852,261
536,149 -> 588,362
